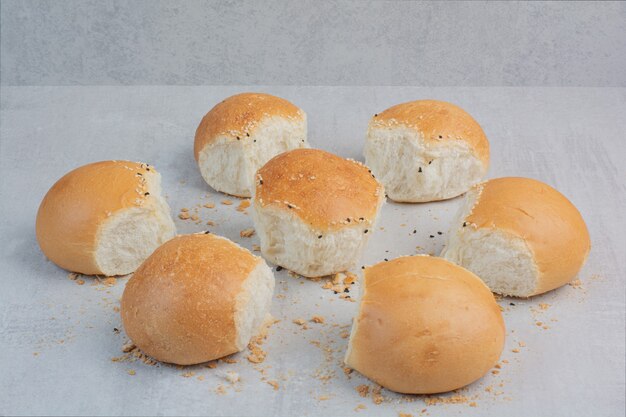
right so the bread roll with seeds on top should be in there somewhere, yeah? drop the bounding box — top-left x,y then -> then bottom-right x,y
194,92 -> 308,197
36,160 -> 176,276
365,99 -> 489,202
252,148 -> 384,277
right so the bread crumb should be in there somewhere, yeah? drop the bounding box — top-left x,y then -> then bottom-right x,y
224,371 -> 239,383
293,318 -> 306,326
340,330 -> 350,339
178,212 -> 190,220
76,279 -> 85,285
127,369 -> 136,376
425,394 -> 469,405
355,404 -> 366,411
356,384 -> 370,397
399,413 -> 414,417
190,214 -> 199,221
568,279 -> 583,289
215,385 -> 226,395
322,281 -> 333,290
206,361 -> 218,369
237,200 -> 251,212
103,277 -> 117,286
343,367 -> 353,376
538,303 -> 550,310
518,341 -> 526,347
180,207 -> 189,212
240,228 -> 255,238
311,315 -> 325,324
181,371 -> 195,378
221,199 -> 233,205
491,370 -> 500,375
318,395 -> 330,401
512,348 -> 520,353
371,385 -> 384,404
252,244 -> 261,251
122,342 -> 136,353
206,220 -> 215,226
68,273 -> 79,280
469,401 -> 478,407
222,356 -> 238,364
266,380 -> 279,390
203,202 -> 215,208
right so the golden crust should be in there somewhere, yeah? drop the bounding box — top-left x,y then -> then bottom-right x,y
194,92 -> 304,160
369,99 -> 489,166
254,149 -> 384,231
120,233 -> 261,365
466,177 -> 591,295
346,255 -> 505,394
35,160 -> 156,275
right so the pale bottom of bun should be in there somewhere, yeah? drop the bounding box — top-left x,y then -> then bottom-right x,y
95,195 -> 176,276
365,127 -> 485,202
253,206 -> 375,278
234,261 -> 275,350
197,117 -> 308,197
441,190 -> 539,297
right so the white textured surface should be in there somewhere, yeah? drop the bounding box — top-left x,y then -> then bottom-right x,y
0,86 -> 624,416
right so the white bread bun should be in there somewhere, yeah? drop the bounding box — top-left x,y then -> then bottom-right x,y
121,233 -> 275,365
36,161 -> 176,276
364,100 -> 489,202
345,255 -> 505,394
442,177 -> 591,297
194,92 -> 308,197
252,148 -> 384,277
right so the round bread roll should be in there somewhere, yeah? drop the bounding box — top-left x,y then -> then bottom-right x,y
252,148 -> 384,277
345,255 -> 505,394
442,177 -> 591,297
121,233 -> 275,365
194,92 -> 308,197
36,161 -> 176,276
364,100 -> 489,202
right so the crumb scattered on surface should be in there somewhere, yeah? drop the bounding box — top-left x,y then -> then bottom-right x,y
68,273 -> 79,281
127,369 -> 136,376
356,384 -> 370,397
178,212 -> 190,220
293,318 -> 306,326
266,380 -> 279,390
103,277 -> 117,286
424,394 -> 470,405
221,199 -> 233,206
252,244 -> 261,251
568,279 -> 583,289
206,220 -> 215,226
237,200 -> 251,212
76,279 -> 85,285
355,404 -> 366,411
240,228 -> 255,238
181,371 -> 195,378
371,385 -> 384,404
203,202 -> 215,208
225,371 -> 239,383
311,315 -> 325,324
538,303 -> 550,310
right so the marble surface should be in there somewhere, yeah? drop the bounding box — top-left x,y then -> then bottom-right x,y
0,86 -> 624,416
2,1 -> 626,86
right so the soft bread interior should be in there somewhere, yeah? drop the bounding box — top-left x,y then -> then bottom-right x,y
365,126 -> 485,202
198,115 -> 308,197
441,190 -> 539,297
234,261 -> 275,350
252,196 -> 383,278
95,172 -> 176,276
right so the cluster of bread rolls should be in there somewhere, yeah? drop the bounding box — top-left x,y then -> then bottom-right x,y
36,92 -> 589,396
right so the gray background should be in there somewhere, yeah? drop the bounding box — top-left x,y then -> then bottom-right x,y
2,0 -> 626,86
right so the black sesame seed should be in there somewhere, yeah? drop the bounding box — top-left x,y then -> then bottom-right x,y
438,135 -> 443,139
236,136 -> 240,140
276,266 -> 283,271
418,167 -> 422,173
510,302 -> 516,306
144,192 -> 150,196
374,113 -> 378,117
361,266 -> 365,269
359,217 -> 364,221
287,204 -> 293,209
346,218 -> 351,222
364,229 -> 369,234
204,231 -> 210,234
146,168 -> 150,171
259,180 -> 263,185
429,160 -> 433,165
246,132 -> 250,137
318,235 -> 323,239
462,222 -> 467,227
333,291 -> 338,294
343,288 -> 350,293
345,295 -> 351,299
113,328 -> 119,333
384,258 -> 388,262
137,173 -> 143,176
253,139 -> 257,143
429,235 -> 434,238
412,229 -> 417,234
437,231 -> 442,235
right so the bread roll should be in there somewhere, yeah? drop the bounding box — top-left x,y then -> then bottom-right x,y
364,100 -> 489,202
345,255 -> 505,394
194,92 -> 308,197
252,148 -> 384,277
121,233 -> 275,365
36,161 -> 176,276
442,177 -> 591,297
